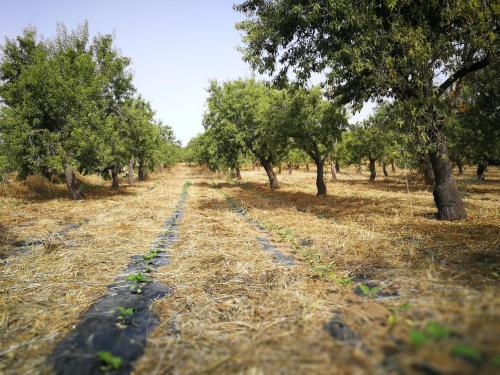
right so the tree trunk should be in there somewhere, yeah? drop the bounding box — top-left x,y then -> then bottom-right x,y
278,164 -> 282,174
138,161 -> 146,181
457,159 -> 464,176
315,160 -> 327,196
128,158 -> 134,185
369,158 -> 377,181
305,164 -> 310,172
391,162 -> 396,173
477,159 -> 488,180
64,162 -> 84,200
261,160 -> 279,190
428,132 -> 467,220
330,160 -> 337,180
111,166 -> 120,189
420,158 -> 435,184
287,163 -> 292,175
235,167 -> 242,180
382,162 -> 389,177
335,160 -> 340,173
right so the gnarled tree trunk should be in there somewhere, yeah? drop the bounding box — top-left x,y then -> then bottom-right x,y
315,160 -> 327,196
64,162 -> 84,200
335,160 -> 340,173
261,159 -> 279,190
429,131 -> 467,220
330,160 -> 337,180
128,158 -> 134,185
369,158 -> 376,181
382,162 -> 389,177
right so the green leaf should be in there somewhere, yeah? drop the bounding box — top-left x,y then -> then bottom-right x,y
97,351 -> 122,370
359,284 -> 370,295
425,321 -> 451,341
409,330 -> 428,346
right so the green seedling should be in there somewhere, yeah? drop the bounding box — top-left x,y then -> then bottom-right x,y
451,344 -> 483,363
336,276 -> 353,287
359,284 -> 383,298
129,283 -> 143,294
127,272 -> 149,283
143,265 -> 153,273
97,351 -> 122,371
311,262 -> 336,281
116,306 -> 134,321
143,250 -> 159,261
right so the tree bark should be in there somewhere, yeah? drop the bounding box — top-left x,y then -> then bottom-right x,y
429,132 -> 467,220
382,162 -> 389,177
369,158 -> 377,181
335,160 -> 340,173
420,158 -> 435,184
477,159 -> 488,180
330,160 -> 337,180
315,160 -> 327,196
287,163 -> 293,174
111,166 -> 120,189
235,167 -> 242,180
138,161 -> 146,181
128,158 -> 134,185
64,162 -> 84,200
261,160 -> 279,190
278,164 -> 282,174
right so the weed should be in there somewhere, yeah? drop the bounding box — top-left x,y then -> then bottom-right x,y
451,344 -> 483,363
97,351 -> 122,371
409,321 -> 452,346
311,262 -> 336,281
336,276 -> 353,287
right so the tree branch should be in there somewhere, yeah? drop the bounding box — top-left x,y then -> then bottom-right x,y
437,55 -> 491,97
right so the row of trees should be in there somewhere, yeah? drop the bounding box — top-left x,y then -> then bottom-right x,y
226,0 -> 497,221
187,80 -> 348,196
186,69 -> 497,198
0,23 -> 181,198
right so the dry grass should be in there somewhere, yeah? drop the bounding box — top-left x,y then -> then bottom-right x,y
0,167 -> 188,374
0,164 -> 498,374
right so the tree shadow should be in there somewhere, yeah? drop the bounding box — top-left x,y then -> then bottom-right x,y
198,180 -> 429,222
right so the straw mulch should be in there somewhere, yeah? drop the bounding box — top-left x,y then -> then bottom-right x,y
0,167 -> 187,374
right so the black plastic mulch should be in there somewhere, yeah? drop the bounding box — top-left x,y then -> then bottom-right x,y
48,183 -> 190,375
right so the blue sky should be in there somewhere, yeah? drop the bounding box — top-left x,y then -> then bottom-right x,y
0,0 -> 372,145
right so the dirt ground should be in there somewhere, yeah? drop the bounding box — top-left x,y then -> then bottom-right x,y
0,164 -> 498,374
